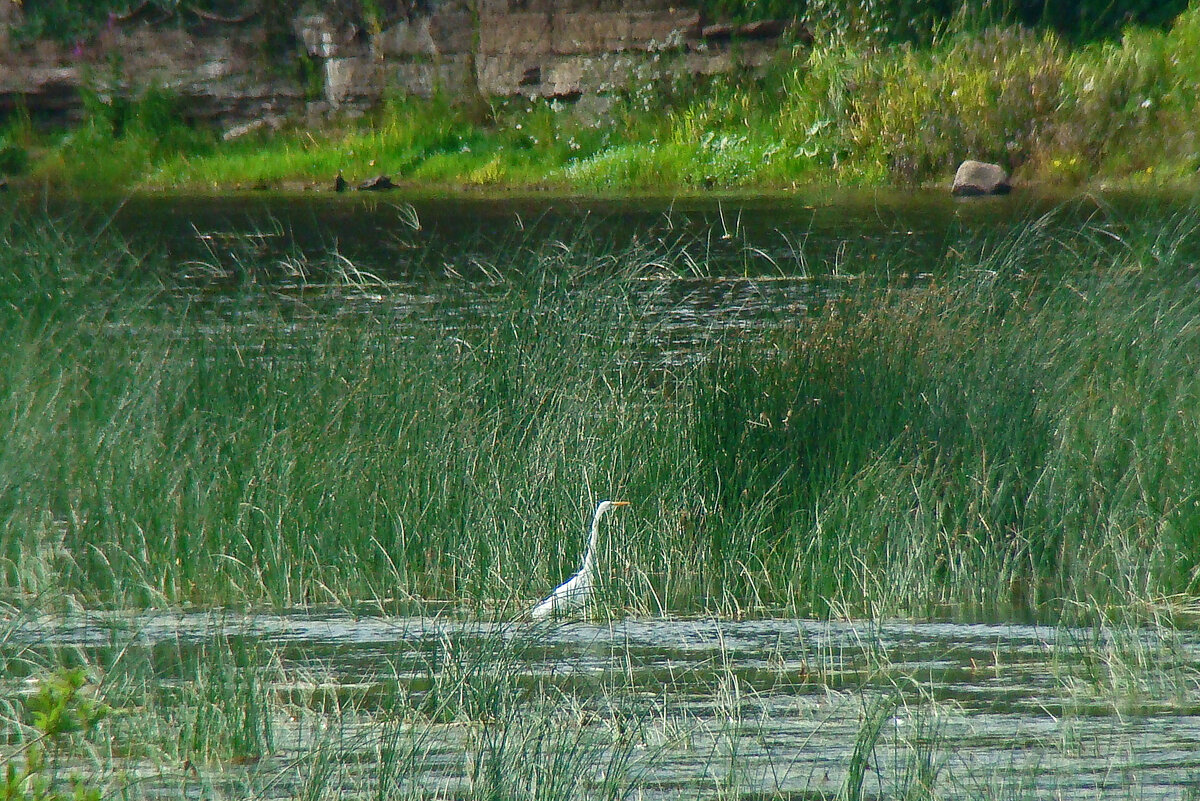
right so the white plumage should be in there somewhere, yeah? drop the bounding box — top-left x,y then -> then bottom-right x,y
530,500 -> 629,620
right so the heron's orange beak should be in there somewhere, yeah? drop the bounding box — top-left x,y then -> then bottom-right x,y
611,501 -> 630,507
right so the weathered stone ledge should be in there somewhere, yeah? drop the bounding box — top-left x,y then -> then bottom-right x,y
0,0 -> 789,131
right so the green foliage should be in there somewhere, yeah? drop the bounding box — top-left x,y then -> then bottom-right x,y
844,26 -> 1065,180
1053,24 -> 1177,173
0,140 -> 28,177
26,669 -> 107,741
11,0 -> 137,44
757,5 -> 1200,185
36,84 -> 214,188
697,0 -> 1190,42
2,669 -> 106,801
699,0 -> 803,24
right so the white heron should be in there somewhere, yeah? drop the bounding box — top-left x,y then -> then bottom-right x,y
529,500 -> 629,620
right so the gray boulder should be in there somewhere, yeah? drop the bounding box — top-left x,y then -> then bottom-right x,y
952,160 -> 1011,196
357,175 -> 396,191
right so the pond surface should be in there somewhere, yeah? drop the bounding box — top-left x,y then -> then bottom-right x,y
102,190 -> 1027,277
85,188 -> 1195,280
9,611 -> 1200,800
42,187 -> 1191,365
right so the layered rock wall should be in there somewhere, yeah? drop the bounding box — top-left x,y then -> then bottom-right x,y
0,0 -> 786,132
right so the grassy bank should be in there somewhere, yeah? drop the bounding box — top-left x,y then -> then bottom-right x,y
5,5 -> 1200,193
1,203 -> 1198,621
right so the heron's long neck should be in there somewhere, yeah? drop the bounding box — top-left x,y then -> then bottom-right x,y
580,509 -> 604,573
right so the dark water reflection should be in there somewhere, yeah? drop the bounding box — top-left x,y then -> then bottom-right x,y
101,190 -> 1017,279
41,187 -> 1188,364
82,188 -> 1196,280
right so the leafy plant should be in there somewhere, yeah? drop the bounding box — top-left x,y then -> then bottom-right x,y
2,668 -> 108,801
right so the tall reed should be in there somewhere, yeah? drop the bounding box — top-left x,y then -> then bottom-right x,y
2,205 -> 1198,620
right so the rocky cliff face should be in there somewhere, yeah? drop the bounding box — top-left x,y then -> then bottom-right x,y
0,0 -> 785,134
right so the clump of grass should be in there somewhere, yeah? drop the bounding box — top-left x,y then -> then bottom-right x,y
409,623 -> 535,723
688,207 -> 1200,618
166,633 -> 277,763
835,26 -> 1065,182
461,702 -> 642,801
1048,597 -> 1200,717
30,86 -> 215,189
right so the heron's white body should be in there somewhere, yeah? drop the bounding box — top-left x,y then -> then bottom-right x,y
530,500 -> 628,620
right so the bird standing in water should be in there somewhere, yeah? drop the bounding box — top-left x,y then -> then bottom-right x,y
530,500 -> 629,620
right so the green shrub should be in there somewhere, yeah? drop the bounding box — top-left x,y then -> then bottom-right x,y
1057,28 -> 1173,170
0,139 -> 28,176
35,85 -> 213,187
843,27 -> 1064,182
698,0 -> 1187,43
12,0 -> 130,44
2,668 -> 107,801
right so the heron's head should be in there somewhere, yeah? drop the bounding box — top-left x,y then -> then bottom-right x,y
597,500 -> 630,517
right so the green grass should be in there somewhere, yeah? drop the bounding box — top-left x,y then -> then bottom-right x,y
2,204 -> 1200,620
757,214 -> 1200,619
